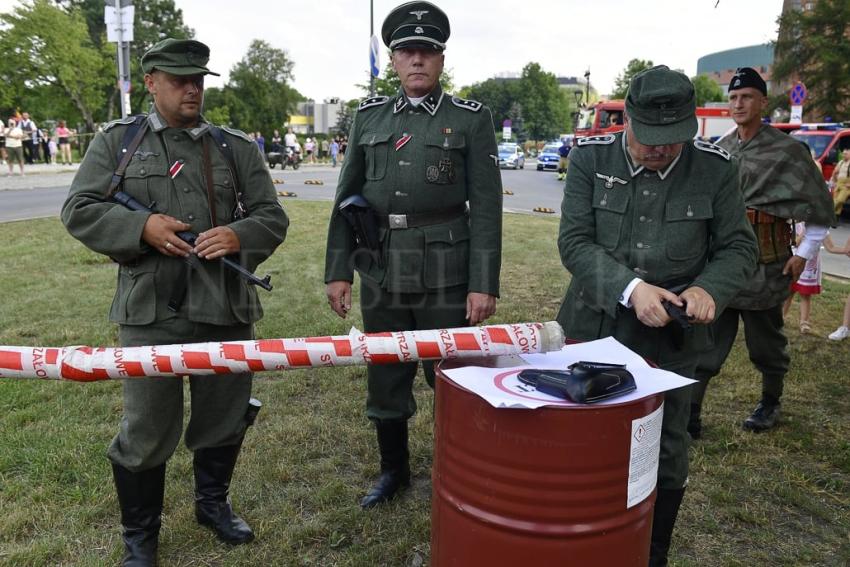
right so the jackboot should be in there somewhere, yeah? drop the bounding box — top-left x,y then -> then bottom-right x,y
648,487 -> 686,567
194,444 -> 254,545
743,398 -> 781,432
112,462 -> 166,567
360,420 -> 411,509
687,403 -> 702,440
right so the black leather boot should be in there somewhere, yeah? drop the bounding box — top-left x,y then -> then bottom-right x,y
743,399 -> 781,431
648,487 -> 686,567
112,462 -> 165,567
360,420 -> 411,509
687,403 -> 702,440
194,444 -> 254,545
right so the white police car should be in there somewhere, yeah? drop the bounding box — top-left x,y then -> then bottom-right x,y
498,143 -> 525,169
536,143 -> 561,171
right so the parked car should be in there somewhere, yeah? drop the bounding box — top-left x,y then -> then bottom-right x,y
498,143 -> 525,169
536,143 -> 561,171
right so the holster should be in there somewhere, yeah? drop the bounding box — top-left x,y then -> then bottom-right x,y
747,209 -> 792,264
339,195 -> 383,268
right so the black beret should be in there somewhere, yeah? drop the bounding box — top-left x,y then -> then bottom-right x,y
728,67 -> 767,96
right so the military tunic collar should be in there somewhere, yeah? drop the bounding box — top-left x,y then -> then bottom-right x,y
621,131 -> 682,180
146,106 -> 211,140
393,84 -> 445,116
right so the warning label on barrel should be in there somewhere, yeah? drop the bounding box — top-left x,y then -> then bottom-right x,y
627,402 -> 663,508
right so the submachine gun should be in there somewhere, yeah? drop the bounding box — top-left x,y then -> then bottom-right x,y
111,190 -> 273,291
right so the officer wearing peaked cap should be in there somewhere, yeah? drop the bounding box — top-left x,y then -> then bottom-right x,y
324,1 -> 502,509
62,38 -> 288,565
556,65 -> 757,566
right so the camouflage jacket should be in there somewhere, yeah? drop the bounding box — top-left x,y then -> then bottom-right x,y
717,124 -> 833,226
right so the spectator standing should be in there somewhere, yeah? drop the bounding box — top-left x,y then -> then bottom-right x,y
19,112 -> 37,164
329,137 -> 339,167
55,120 -> 74,165
830,149 -> 850,218
39,127 -> 50,163
0,117 -> 6,165
304,137 -> 315,163
283,127 -> 297,150
321,137 -> 329,161
48,135 -> 58,164
826,237 -> 850,340
256,132 -> 265,155
782,223 -> 828,333
271,129 -> 282,152
4,117 -> 25,175
339,136 -> 347,162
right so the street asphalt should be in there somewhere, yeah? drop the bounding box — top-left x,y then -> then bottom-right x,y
2,160 -> 849,281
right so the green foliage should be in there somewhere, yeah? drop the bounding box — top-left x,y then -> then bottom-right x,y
691,74 -> 725,107
773,0 -> 850,121
223,39 -> 301,136
0,0 -> 113,131
462,63 -> 574,140
611,58 -> 654,99
56,0 -> 194,119
333,100 -> 359,137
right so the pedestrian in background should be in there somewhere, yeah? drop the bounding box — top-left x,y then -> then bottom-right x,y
4,116 -> 25,176
19,112 -> 37,164
825,236 -> 850,340
55,120 -> 73,165
321,137 -> 329,161
255,131 -> 265,155
0,117 -> 6,165
329,137 -> 339,167
830,149 -> 850,218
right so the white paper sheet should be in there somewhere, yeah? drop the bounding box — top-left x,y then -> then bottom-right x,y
441,337 -> 694,409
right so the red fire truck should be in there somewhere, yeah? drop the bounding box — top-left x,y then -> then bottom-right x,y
575,101 -> 735,142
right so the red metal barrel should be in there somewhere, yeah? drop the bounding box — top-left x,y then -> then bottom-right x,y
432,360 -> 663,567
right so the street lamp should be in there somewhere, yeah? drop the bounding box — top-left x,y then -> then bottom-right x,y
573,90 -> 583,131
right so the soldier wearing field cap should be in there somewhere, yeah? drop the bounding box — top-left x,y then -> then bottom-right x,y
556,65 -> 757,566
324,1 -> 502,509
61,38 -> 288,565
689,67 -> 834,436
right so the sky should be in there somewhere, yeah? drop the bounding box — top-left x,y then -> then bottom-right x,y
0,0 -> 785,101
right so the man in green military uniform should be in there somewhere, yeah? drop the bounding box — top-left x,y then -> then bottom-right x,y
690,67 -> 834,436
61,39 -> 288,566
324,1 -> 502,509
556,66 -> 757,566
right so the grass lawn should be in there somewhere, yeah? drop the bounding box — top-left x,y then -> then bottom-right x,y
0,200 -> 848,566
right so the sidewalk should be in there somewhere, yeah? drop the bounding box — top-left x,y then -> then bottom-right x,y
0,162 -> 80,191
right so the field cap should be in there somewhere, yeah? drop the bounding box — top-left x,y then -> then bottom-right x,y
728,67 -> 767,96
625,65 -> 697,145
382,1 -> 450,51
141,38 -> 220,76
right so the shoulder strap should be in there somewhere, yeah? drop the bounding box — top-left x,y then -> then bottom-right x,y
107,114 -> 148,198
208,125 -> 248,217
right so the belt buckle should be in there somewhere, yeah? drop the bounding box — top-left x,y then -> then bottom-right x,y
388,213 -> 408,229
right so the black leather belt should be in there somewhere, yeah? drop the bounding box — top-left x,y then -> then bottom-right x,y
378,204 -> 467,229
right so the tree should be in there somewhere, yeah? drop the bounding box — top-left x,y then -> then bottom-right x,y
0,0 -> 114,131
334,100 -> 359,137
691,74 -> 725,107
461,78 -> 519,133
515,62 -> 572,141
225,39 -> 301,135
56,0 -> 194,119
611,59 -> 654,99
773,0 -> 850,121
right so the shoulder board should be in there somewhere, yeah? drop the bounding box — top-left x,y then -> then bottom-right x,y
451,96 -> 482,112
358,96 -> 389,111
693,139 -> 731,161
576,134 -> 616,147
219,125 -> 253,143
103,115 -> 142,132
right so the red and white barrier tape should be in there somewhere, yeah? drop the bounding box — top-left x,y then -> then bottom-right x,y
0,322 -> 564,381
